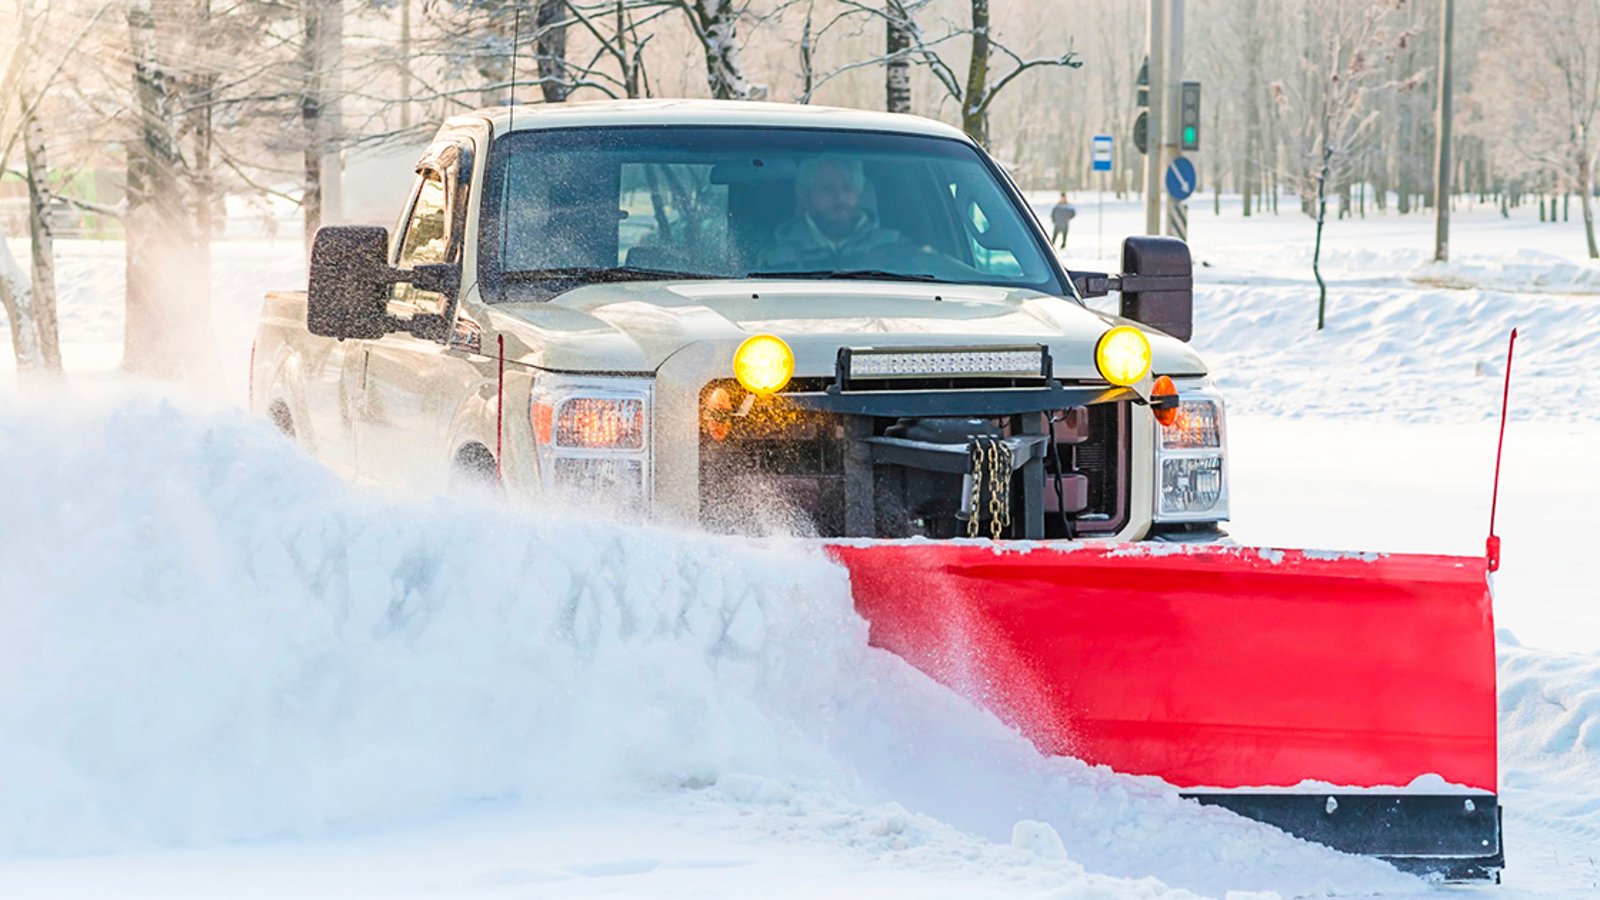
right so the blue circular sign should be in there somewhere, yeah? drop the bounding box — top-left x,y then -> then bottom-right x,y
1164,156 -> 1197,201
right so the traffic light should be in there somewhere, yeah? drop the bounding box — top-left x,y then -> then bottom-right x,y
1135,56 -> 1149,156
1180,81 -> 1201,151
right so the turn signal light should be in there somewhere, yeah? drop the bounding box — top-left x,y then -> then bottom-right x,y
1151,375 -> 1180,427
1094,326 -> 1152,387
734,334 -> 794,396
702,385 -> 734,442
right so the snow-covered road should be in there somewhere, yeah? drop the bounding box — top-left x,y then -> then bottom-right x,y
2,199 -> 1598,897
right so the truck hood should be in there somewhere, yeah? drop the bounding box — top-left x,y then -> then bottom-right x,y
485,280 -> 1206,380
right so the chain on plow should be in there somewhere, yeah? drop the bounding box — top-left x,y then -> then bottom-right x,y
966,437 -> 1013,540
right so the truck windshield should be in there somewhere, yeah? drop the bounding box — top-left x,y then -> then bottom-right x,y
479,126 -> 1068,298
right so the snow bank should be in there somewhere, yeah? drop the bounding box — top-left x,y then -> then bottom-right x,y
1191,281 -> 1600,423
0,400 -> 862,853
1496,640 -> 1600,892
1412,250 -> 1600,295
0,400 -> 1414,896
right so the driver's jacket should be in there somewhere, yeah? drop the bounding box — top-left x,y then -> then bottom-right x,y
760,213 -> 906,269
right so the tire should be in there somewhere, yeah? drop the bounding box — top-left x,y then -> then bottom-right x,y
452,443 -> 500,491
268,401 -> 295,438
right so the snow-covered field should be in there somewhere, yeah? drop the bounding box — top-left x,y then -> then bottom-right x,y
2,197 -> 1598,897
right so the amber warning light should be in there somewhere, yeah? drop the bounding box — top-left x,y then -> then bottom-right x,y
1150,375 -> 1179,426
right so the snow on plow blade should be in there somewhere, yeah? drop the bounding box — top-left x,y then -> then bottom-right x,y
826,542 -> 1503,881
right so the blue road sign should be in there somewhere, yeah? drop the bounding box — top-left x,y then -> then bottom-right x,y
1164,155 -> 1196,201
1091,135 -> 1113,172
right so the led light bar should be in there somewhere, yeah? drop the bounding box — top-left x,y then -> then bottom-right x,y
843,345 -> 1049,382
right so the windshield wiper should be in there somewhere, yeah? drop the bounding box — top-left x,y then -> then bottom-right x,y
503,265 -> 727,284
749,269 -> 942,283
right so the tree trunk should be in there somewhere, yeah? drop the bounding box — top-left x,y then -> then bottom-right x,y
124,0 -> 204,379
0,227 -> 43,371
300,0 -> 344,249
536,0 -> 569,103
617,3 -> 645,99
1396,99 -> 1413,214
301,0 -> 325,249
885,1 -> 911,114
21,97 -> 61,371
961,0 -> 991,145
797,8 -> 814,103
1241,0 -> 1261,218
690,0 -> 749,100
1314,147 -> 1330,331
475,7 -> 513,108
185,0 -> 219,379
398,0 -> 412,127
1581,155 -> 1599,259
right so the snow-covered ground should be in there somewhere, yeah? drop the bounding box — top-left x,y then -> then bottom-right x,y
2,196 -> 1598,896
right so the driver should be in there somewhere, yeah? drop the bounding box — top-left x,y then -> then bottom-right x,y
761,156 -> 905,269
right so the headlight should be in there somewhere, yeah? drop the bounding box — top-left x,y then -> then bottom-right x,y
1095,326 -> 1152,387
530,374 -> 651,510
1154,390 -> 1228,522
535,396 -> 644,450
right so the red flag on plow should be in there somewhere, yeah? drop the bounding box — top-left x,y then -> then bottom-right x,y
826,541 -> 1502,880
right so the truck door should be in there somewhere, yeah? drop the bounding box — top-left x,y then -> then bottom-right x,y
296,337 -> 364,478
354,158 -> 467,490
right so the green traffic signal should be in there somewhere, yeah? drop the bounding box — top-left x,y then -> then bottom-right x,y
1183,126 -> 1197,145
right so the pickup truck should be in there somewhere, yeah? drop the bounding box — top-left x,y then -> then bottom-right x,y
247,105 -> 1514,881
250,99 -> 1227,541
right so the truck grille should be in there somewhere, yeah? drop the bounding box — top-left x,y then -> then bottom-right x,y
697,381 -> 1130,538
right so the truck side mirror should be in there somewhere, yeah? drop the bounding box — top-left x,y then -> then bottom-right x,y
307,226 -> 394,340
1071,271 -> 1113,299
1119,236 -> 1193,342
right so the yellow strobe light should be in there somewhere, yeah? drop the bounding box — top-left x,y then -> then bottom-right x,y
733,334 -> 795,396
1094,326 -> 1152,387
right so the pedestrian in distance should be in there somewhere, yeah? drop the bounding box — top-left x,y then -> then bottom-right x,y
1050,193 -> 1076,249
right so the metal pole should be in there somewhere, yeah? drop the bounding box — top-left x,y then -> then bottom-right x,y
1143,0 -> 1165,235
1165,0 -> 1186,240
1433,0 -> 1455,262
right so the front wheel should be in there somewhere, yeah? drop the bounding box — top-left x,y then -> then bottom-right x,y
450,443 -> 501,493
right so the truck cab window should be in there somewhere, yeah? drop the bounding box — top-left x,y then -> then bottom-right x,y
482,127 -> 1068,299
394,171 -> 451,313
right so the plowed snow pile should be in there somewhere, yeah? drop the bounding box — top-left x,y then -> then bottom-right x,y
0,400 -> 1416,896
1496,635 -> 1600,890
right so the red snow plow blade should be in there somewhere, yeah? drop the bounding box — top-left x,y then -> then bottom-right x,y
827,542 -> 1502,881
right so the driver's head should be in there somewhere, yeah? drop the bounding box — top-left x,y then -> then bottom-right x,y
796,156 -> 867,240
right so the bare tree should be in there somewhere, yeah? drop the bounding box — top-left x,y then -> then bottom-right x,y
884,0 -> 911,113
1474,0 -> 1600,258
18,91 -> 61,372
805,0 -> 1078,146
1273,0 -> 1419,329
898,0 -> 1081,146
536,0 -> 572,102
560,0 -> 669,99
674,0 -> 754,100
1,0 -> 115,374
122,0 -> 221,379
300,0 -> 345,244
